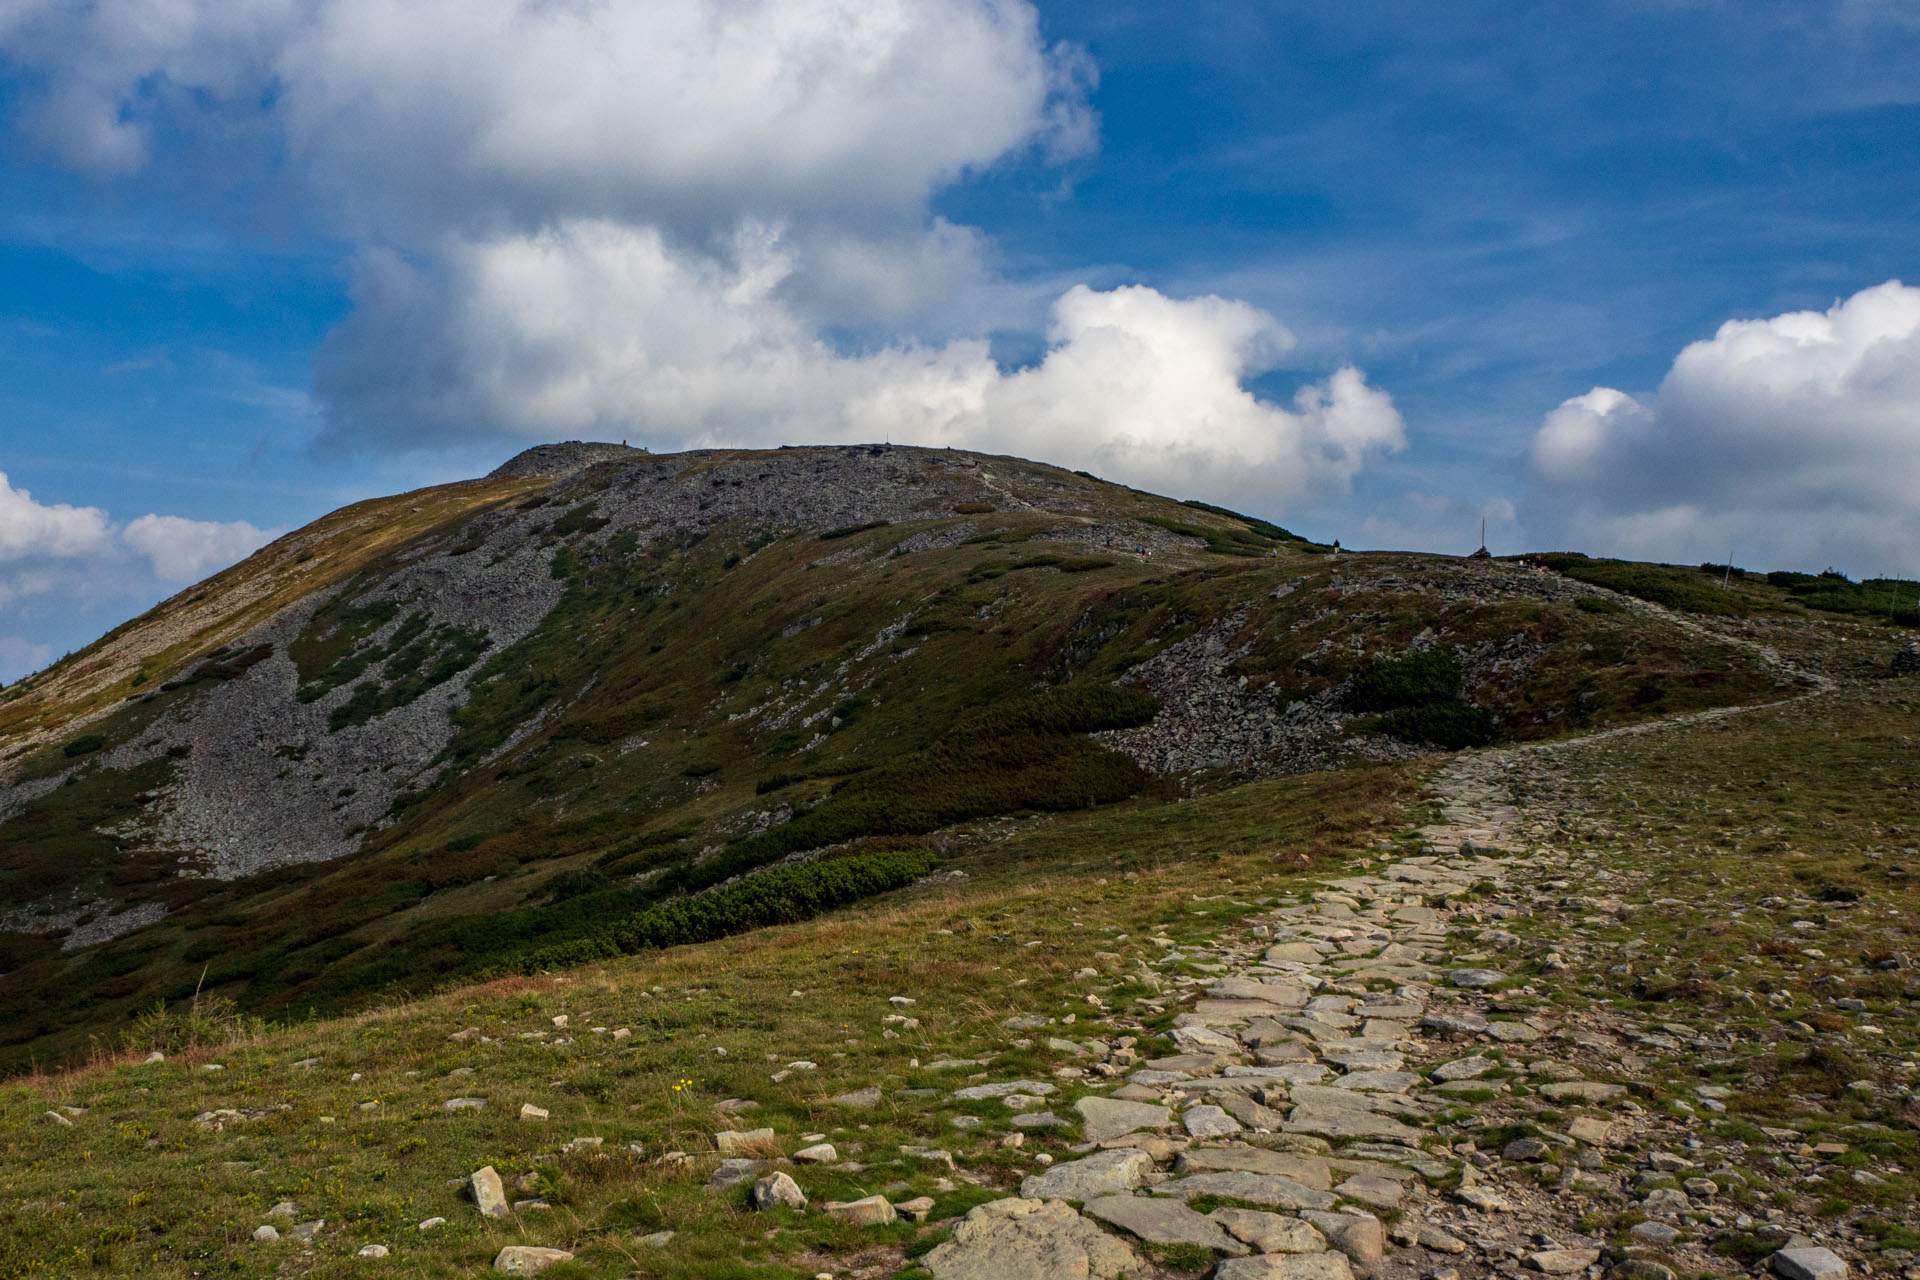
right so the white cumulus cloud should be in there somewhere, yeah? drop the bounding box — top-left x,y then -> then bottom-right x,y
121,513 -> 278,581
0,471 -> 115,560
1,0 -> 1403,517
1526,280 -> 1920,573
0,469 -> 278,680
317,221 -> 1404,503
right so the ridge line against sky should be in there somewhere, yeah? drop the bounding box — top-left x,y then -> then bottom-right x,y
1,0 -> 1918,679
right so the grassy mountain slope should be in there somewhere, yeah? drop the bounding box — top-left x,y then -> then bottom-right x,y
1,663 -> 1913,1280
0,444 -> 1879,1074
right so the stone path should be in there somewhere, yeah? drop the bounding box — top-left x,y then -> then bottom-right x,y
913,708 -> 1881,1280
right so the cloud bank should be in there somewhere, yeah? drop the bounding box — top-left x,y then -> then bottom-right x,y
0,471 -> 273,681
0,0 -> 1402,511
1527,280 -> 1920,574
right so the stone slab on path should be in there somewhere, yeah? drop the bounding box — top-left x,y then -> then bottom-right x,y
1211,1208 -> 1329,1254
1083,1195 -> 1249,1256
1216,1254 -> 1356,1280
1172,1146 -> 1332,1188
922,1198 -> 1139,1280
1075,1097 -> 1175,1143
1151,1169 -> 1338,1211
1018,1149 -> 1153,1202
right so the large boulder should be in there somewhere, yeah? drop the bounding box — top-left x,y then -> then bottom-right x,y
469,1166 -> 510,1219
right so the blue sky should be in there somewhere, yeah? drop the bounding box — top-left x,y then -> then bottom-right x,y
2,0 -> 1918,679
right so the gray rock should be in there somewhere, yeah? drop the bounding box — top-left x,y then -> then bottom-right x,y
1019,1148 -> 1154,1201
923,1197 -> 1139,1280
1431,1056 -> 1497,1081
1502,1138 -> 1550,1161
444,1097 -> 487,1111
1153,1170 -> 1338,1211
830,1085 -> 883,1107
1176,1147 -> 1331,1188
635,1230 -> 675,1247
290,1220 -> 325,1241
1184,1104 -> 1244,1138
1074,1096 -> 1174,1142
823,1195 -> 897,1226
1420,1013 -> 1489,1034
1539,1081 -> 1626,1101
1217,1091 -> 1290,1130
470,1166 -> 510,1219
1448,969 -> 1506,988
356,1244 -> 390,1258
1215,1253 -> 1356,1280
1484,1021 -> 1542,1043
1083,1194 -> 1249,1255
752,1171 -> 807,1211
492,1246 -> 574,1275
1333,1174 -> 1403,1209
1529,1250 -> 1600,1274
1640,1188 -> 1691,1217
1613,1261 -> 1676,1280
1211,1207 -> 1328,1254
794,1142 -> 837,1163
1771,1248 -> 1848,1280
707,1158 -> 765,1190
1300,1211 -> 1385,1264
953,1080 -> 1056,1101
1318,1048 -> 1405,1072
1286,1107 -> 1425,1143
1453,1185 -> 1512,1211
252,1225 -> 280,1242
1334,1071 -> 1420,1093
1628,1222 -> 1680,1247
1010,1111 -> 1069,1129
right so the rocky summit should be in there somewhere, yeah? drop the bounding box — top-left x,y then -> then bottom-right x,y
1,443 -> 1916,1280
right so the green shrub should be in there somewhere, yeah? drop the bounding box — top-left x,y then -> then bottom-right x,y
549,502 -> 610,537
326,623 -> 491,731
664,685 -> 1158,895
1180,499 -> 1308,543
62,734 -> 105,758
1537,554 -> 1746,616
503,847 -> 935,972
819,520 -> 889,541
1347,649 -> 1461,712
1376,702 -> 1496,749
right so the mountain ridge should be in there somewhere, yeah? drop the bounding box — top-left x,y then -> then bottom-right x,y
0,443 -> 1840,1070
